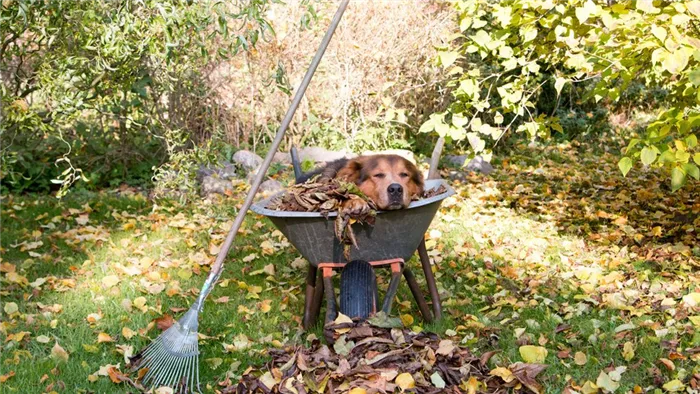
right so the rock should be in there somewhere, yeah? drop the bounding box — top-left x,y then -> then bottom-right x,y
273,152 -> 291,165
465,156 -> 495,175
298,146 -> 356,163
232,150 -> 263,172
361,149 -> 416,164
201,176 -> 233,196
196,166 -> 216,183
218,162 -> 237,180
444,155 -> 468,167
258,179 -> 283,196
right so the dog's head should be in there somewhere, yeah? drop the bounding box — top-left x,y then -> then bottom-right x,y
336,154 -> 424,210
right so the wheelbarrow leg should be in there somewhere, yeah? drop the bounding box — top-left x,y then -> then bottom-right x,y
403,267 -> 433,323
309,269 -> 324,327
323,270 -> 338,323
417,240 -> 442,321
303,265 -> 319,329
380,263 -> 404,315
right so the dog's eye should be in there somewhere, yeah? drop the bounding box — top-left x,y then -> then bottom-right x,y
400,172 -> 409,178
373,173 -> 385,179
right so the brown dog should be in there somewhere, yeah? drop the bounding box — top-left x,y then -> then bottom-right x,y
297,154 -> 424,214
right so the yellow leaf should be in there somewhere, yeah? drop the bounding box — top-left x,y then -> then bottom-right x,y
574,351 -> 588,365
86,313 -> 102,324
4,302 -> 18,315
97,333 -> 113,343
349,388 -> 367,394
102,275 -> 120,288
87,374 -> 99,382
133,297 -> 147,312
36,335 -> 50,344
400,314 -> 414,327
395,373 -> 415,390
581,381 -> 599,394
689,316 -> 700,326
122,326 -> 136,340
519,345 -> 548,363
682,292 -> 700,307
489,367 -> 515,383
51,342 -> 69,362
209,243 -> 221,256
260,299 -> 272,313
662,379 -> 685,392
623,342 -> 635,361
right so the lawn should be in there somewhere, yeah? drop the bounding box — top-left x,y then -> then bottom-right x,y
1,136 -> 699,393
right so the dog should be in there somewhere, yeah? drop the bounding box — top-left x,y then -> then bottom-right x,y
297,154 -> 424,214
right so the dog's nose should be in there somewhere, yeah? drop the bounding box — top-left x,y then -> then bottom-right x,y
387,183 -> 403,197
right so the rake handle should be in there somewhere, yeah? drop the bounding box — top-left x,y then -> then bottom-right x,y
195,0 -> 351,307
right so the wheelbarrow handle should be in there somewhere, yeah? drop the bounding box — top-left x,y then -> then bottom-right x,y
196,0 -> 351,305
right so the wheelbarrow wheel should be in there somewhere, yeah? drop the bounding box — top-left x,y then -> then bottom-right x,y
339,260 -> 378,320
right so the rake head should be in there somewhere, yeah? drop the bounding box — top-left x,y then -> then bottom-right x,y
130,303 -> 201,393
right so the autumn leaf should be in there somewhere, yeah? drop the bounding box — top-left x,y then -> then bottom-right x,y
51,342 -> 69,362
395,373 -> 415,390
519,345 -> 548,363
154,315 -> 174,331
97,333 -> 113,343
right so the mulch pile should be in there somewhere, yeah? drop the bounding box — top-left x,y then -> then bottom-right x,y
221,314 -> 547,394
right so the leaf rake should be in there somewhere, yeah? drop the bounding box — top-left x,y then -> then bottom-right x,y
128,1 -> 350,392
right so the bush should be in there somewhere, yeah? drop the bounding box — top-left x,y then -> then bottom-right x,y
1,0 -> 273,196
421,0 -> 700,191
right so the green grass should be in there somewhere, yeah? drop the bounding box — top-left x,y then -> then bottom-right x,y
2,141 -> 699,393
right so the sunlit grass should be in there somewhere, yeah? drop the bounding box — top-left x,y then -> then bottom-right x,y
2,142 -> 698,393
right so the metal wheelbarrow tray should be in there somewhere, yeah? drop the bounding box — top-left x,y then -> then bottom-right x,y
251,179 -> 455,326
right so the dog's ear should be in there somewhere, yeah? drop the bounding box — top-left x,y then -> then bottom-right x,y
407,161 -> 425,194
336,158 -> 363,183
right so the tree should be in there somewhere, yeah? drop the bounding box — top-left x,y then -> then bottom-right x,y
422,0 -> 699,191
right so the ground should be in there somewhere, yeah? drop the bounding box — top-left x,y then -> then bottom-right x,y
1,135 -> 699,393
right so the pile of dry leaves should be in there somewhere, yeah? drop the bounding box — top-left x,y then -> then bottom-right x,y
266,179 -> 447,254
222,313 -> 547,394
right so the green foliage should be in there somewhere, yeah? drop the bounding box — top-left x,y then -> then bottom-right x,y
1,0 -> 274,196
424,0 -> 700,191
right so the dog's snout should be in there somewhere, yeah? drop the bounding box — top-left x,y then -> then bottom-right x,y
388,183 -> 403,196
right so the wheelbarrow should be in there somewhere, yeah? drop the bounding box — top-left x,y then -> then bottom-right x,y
250,148 -> 454,327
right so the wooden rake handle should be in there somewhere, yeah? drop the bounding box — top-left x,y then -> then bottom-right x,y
195,0 -> 351,306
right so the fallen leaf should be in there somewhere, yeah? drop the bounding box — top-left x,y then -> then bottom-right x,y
596,371 -> 619,393
36,335 -> 50,344
51,342 -> 69,362
0,371 -> 15,383
122,327 -> 136,340
97,333 -> 113,343
430,371 -> 446,388
682,292 -> 700,307
574,351 -> 588,365
519,345 -> 548,363
155,315 -> 174,331
395,373 -> 415,390
3,302 -> 18,315
662,379 -> 685,392
490,367 -> 515,383
102,275 -> 120,288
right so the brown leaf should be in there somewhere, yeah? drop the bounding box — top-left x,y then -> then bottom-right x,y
509,362 -> 548,394
154,315 -> 174,331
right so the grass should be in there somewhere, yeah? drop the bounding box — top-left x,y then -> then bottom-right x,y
1,138 -> 699,393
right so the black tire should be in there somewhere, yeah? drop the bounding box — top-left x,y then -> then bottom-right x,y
339,260 -> 378,320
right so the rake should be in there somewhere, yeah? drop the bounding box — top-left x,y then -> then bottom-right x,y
130,1 -> 350,392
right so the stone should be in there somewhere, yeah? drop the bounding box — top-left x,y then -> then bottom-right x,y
201,176 -> 233,196
444,155 -> 468,167
465,156 -> 495,175
232,150 -> 263,172
258,179 -> 283,196
298,146 -> 356,163
218,162 -> 237,180
361,149 -> 416,164
273,152 -> 291,165
196,166 -> 216,183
